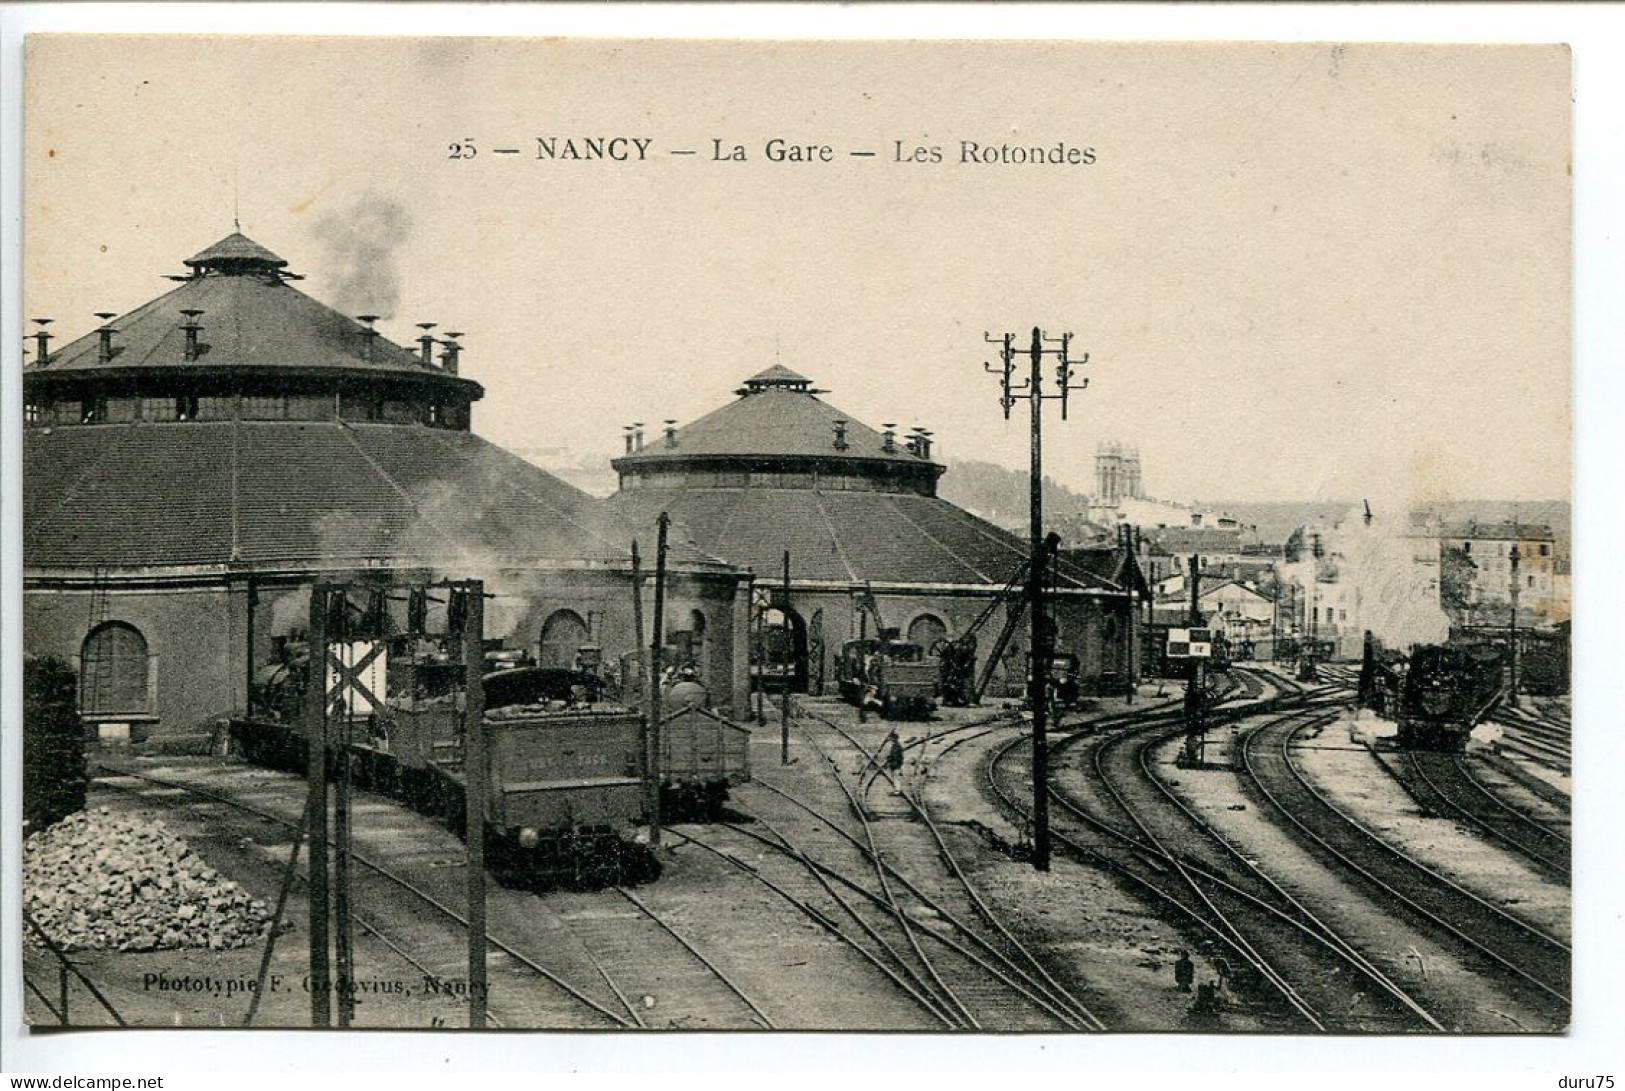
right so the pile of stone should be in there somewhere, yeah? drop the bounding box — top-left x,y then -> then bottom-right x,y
23,808 -> 272,953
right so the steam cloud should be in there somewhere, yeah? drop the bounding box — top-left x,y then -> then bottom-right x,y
311,192 -> 413,320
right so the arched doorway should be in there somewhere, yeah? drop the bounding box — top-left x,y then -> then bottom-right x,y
907,613 -> 949,652
538,609 -> 590,668
758,606 -> 810,694
80,621 -> 151,715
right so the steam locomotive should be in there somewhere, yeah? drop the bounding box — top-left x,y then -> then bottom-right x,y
1358,632 -> 1507,751
836,632 -> 939,720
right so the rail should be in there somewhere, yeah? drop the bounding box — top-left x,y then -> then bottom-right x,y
21,905 -> 128,1027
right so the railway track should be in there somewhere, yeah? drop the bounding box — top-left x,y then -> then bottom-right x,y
794,704 -> 1105,1030
709,703 -> 1104,1030
1238,715 -> 1571,1014
1375,749 -> 1571,881
92,761 -> 642,1029
1004,677 -> 1446,1033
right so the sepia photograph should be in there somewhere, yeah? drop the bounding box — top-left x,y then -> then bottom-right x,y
7,28 -> 1587,1054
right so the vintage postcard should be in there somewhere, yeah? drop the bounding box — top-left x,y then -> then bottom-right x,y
16,36 -> 1570,1036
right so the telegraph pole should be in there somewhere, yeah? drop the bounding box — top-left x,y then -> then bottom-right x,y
983,326 -> 1090,873
647,514 -> 670,848
1184,555 -> 1205,766
1508,540 -> 1521,710
781,551 -> 792,765
304,587 -> 331,1028
460,581 -> 487,1029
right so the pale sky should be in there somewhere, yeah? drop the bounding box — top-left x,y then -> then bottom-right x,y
24,37 -> 1571,503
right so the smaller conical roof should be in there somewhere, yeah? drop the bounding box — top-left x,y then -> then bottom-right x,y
742,363 -> 811,388
184,232 -> 288,269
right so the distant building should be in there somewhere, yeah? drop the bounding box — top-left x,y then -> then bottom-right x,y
1439,520 -> 1566,626
608,367 -> 1143,696
1153,575 -> 1276,644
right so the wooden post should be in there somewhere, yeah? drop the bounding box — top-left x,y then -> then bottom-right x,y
781,551 -> 792,765
304,585 -> 331,1028
1185,555 -> 1205,765
632,541 -> 659,836
462,581 -> 488,1029
647,516 -> 669,848
334,635 -> 354,1028
1026,328 -> 1051,873
857,597 -> 868,724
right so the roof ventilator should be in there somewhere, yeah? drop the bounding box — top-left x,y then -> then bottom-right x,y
179,310 -> 206,361
440,332 -> 463,375
357,315 -> 380,362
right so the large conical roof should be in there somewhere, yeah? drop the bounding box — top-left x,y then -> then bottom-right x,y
24,233 -> 476,392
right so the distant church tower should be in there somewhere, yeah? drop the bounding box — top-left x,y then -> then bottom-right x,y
1096,442 -> 1143,504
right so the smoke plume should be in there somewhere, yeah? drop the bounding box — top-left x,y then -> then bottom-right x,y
310,192 -> 413,320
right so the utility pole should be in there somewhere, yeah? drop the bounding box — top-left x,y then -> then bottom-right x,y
647,514 -> 670,848
1184,555 -> 1205,766
460,581 -> 487,1029
631,541 -> 659,837
304,586 -> 331,1029
1508,539 -> 1521,710
983,326 -> 1090,873
781,551 -> 792,765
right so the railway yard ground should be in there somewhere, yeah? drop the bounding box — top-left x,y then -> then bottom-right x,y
25,669 -> 1572,1033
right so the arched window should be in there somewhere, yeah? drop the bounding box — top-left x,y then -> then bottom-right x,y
538,609 -> 590,669
80,622 -> 151,715
906,613 -> 949,651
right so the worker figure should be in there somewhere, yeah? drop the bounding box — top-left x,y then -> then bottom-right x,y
1192,979 -> 1222,1018
1174,949 -> 1195,993
882,729 -> 904,775
860,729 -> 905,781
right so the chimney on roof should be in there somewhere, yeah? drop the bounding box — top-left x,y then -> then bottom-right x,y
632,422 -> 645,452
94,313 -> 118,364
623,424 -> 638,455
440,332 -> 463,375
30,318 -> 53,366
663,419 -> 678,448
832,419 -> 849,451
357,315 -> 380,362
882,423 -> 896,453
916,428 -> 933,460
179,309 -> 205,361
416,323 -> 438,365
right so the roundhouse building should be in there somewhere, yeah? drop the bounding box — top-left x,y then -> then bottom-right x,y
608,366 -> 1140,697
23,234 -> 751,745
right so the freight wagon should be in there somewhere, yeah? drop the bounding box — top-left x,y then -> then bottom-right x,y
232,657 -> 750,887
